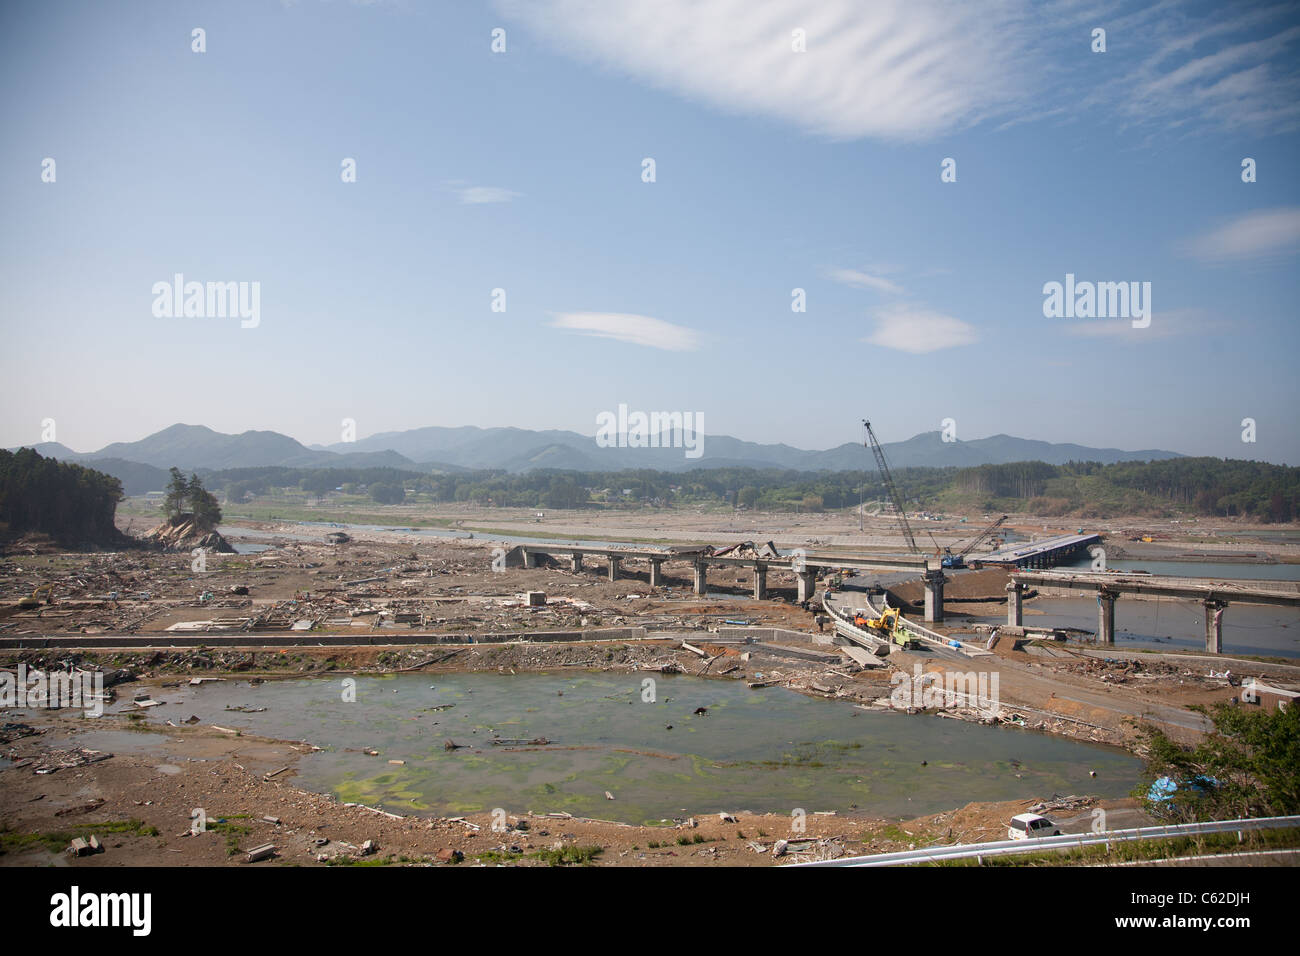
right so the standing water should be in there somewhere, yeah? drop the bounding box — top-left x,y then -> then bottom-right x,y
125,672 -> 1140,824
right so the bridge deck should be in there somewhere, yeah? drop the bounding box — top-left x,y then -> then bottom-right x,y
972,533 -> 1101,567
516,542 -> 930,572
1013,570 -> 1300,607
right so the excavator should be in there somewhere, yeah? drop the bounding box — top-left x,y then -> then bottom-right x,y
942,515 -> 1008,568
17,583 -> 55,610
851,604 -> 920,649
853,605 -> 899,634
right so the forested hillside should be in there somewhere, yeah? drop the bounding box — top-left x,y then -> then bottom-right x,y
0,449 -> 127,545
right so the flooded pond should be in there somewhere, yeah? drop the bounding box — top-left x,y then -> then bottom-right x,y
122,672 -> 1140,825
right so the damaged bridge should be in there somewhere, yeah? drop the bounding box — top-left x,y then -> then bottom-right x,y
502,543 -> 939,611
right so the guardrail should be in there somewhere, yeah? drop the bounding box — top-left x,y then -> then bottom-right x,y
826,589 -> 956,654
791,814 -> 1300,867
822,593 -> 890,649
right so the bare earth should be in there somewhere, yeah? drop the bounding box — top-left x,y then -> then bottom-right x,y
2,504 -> 1296,867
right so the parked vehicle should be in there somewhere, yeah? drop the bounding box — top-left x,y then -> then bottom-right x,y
1007,813 -> 1060,840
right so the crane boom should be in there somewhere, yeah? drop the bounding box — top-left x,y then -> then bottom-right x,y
959,514 -> 1008,556
863,420 -> 919,554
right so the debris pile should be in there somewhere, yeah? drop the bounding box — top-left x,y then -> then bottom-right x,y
140,515 -> 235,554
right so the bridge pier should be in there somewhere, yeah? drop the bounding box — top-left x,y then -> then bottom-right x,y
649,559 -> 664,588
1006,581 -> 1023,626
1204,599 -> 1226,654
796,570 -> 817,604
753,564 -> 767,601
1097,589 -> 1117,645
693,561 -> 708,596
607,556 -> 622,582
923,570 -> 945,623
570,553 -> 582,572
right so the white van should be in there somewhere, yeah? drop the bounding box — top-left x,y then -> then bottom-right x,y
1007,813 -> 1060,840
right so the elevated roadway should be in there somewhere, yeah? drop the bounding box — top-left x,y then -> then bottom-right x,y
1008,570 -> 1300,652
510,542 -> 945,616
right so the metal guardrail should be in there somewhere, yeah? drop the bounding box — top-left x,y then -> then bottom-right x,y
791,815 -> 1300,867
823,598 -> 889,649
825,589 -> 955,654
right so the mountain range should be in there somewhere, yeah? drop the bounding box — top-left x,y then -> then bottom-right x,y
9,423 -> 1184,495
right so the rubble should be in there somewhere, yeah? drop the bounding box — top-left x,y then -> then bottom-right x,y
27,746 -> 112,774
141,515 -> 236,554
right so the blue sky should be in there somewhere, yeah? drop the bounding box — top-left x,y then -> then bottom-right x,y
2,0 -> 1298,463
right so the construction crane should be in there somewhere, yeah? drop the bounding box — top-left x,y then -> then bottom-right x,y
943,514 -> 1008,568
925,529 -> 945,560
863,420 -> 919,555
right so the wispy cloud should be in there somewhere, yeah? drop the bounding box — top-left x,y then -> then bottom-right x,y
497,0 -> 1036,142
454,185 -> 522,204
1183,207 -> 1300,261
1063,308 -> 1222,341
550,312 -> 702,351
827,268 -> 903,295
1101,7 -> 1300,135
500,2 -> 1300,142
863,305 -> 976,354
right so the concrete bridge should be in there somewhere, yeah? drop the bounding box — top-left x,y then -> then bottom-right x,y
1007,570 -> 1300,652
970,532 -> 1102,570
507,543 -> 948,618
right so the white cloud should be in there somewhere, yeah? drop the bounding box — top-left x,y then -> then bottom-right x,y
864,305 -> 976,353
1184,207 -> 1300,261
827,268 -> 903,295
1102,8 -> 1300,134
497,0 -> 1035,141
550,312 -> 702,351
455,186 -> 521,204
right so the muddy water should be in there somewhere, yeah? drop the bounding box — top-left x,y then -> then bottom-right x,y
956,598 -> 1300,659
122,673 -> 1139,825
1060,555 -> 1300,582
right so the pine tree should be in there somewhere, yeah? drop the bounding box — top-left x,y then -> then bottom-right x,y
164,468 -> 188,519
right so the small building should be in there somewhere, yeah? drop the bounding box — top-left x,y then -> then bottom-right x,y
1244,680 -> 1297,713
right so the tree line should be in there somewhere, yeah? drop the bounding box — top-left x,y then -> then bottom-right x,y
948,458 -> 1298,521
0,448 -> 125,544
196,456 -> 1299,521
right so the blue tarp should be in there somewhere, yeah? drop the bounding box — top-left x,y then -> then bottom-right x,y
1147,775 -> 1219,802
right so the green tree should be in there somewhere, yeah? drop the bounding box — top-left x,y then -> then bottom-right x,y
0,449 -> 124,544
1136,701 -> 1300,822
370,482 -> 405,505
187,473 -> 223,529
164,467 -> 189,519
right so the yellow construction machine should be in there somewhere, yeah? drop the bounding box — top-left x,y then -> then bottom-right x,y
852,605 -> 921,649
